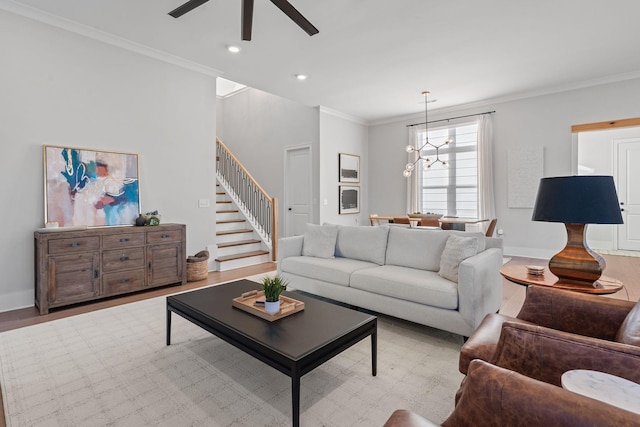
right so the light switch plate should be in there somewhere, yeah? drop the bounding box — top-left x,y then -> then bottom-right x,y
198,199 -> 210,208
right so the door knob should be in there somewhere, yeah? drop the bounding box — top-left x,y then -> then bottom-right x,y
288,208 -> 292,211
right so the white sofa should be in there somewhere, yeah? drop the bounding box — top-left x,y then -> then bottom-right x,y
277,224 -> 503,337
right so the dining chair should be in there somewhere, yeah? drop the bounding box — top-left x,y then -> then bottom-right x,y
485,219 -> 497,237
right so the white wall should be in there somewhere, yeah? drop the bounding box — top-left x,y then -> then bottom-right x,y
217,87 -> 320,233
319,109 -> 369,226
368,78 -> 640,258
0,10 -> 218,311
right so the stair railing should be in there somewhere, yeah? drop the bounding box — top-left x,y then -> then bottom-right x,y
216,137 -> 278,261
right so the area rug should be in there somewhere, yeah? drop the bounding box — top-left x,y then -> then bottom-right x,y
0,280 -> 464,426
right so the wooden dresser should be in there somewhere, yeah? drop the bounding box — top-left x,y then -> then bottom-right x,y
35,223 -> 186,314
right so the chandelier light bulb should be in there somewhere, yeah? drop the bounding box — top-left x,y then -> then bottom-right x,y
403,169 -> 412,178
405,145 -> 415,153
405,163 -> 414,172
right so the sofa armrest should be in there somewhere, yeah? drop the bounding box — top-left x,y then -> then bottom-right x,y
457,247 -> 503,331
491,321 -> 640,387
445,360 -> 638,427
458,313 -> 538,375
516,286 -> 634,341
277,235 -> 304,272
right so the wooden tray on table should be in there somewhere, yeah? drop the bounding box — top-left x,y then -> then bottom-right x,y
232,289 -> 305,321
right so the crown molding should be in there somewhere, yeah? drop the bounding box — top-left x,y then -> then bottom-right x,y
370,70 -> 640,127
317,106 -> 367,126
0,0 -> 223,78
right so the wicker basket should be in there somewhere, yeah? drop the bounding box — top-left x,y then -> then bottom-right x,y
186,259 -> 209,282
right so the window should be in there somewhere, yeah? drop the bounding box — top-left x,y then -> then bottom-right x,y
417,121 -> 478,217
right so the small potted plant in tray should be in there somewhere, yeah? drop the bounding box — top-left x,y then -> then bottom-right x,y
262,276 -> 288,315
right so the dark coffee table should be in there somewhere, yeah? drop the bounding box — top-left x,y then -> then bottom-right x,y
166,280 -> 377,427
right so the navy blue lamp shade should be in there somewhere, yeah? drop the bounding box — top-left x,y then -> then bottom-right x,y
532,176 -> 623,224
531,175 -> 623,287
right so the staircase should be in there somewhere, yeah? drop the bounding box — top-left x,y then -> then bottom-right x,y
214,137 -> 278,271
215,185 -> 271,271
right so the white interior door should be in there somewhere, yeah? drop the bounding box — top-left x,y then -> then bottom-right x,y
617,139 -> 640,250
284,146 -> 311,236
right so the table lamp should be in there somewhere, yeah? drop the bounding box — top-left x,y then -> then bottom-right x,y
531,175 -> 623,287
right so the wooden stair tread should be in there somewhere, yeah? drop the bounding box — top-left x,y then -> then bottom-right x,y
215,250 -> 270,262
217,200 -> 232,204
216,219 -> 246,224
216,229 -> 253,236
218,239 -> 261,248
216,209 -> 239,214
216,192 -> 225,195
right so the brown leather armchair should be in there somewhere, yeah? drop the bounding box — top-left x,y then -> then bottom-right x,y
459,285 -> 640,386
383,360 -> 639,427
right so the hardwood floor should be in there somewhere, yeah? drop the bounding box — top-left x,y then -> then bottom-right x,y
0,254 -> 638,331
0,255 -> 637,427
0,262 -> 277,333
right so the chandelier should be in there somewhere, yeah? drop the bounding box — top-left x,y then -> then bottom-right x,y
403,91 -> 451,177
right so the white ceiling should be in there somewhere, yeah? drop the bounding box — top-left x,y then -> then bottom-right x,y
6,0 -> 640,122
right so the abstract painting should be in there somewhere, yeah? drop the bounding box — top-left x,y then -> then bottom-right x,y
339,153 -> 359,183
44,145 -> 140,227
339,185 -> 359,214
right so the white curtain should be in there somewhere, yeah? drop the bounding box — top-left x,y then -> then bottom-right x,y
406,125 -> 422,214
477,114 -> 496,227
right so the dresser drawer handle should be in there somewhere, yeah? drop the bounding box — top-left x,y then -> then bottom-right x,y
119,279 -> 130,284
120,256 -> 129,261
119,238 -> 129,242
70,242 -> 80,247
161,234 -> 170,239
94,270 -> 99,279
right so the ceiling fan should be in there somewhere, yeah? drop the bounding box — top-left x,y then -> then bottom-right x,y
169,0 -> 319,41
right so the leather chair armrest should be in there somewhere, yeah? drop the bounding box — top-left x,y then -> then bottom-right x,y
491,321 -> 640,386
458,313 -> 536,375
383,410 -> 440,427
516,286 -> 634,341
444,360 -> 639,427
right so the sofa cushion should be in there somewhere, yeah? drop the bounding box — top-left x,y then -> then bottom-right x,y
280,256 -> 378,287
385,227 -> 450,271
616,299 -> 640,346
335,225 -> 389,265
438,234 -> 479,282
350,265 -> 458,309
302,223 -> 338,259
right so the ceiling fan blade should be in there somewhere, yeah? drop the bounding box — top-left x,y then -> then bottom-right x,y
269,0 -> 319,36
168,0 -> 210,18
242,0 -> 254,41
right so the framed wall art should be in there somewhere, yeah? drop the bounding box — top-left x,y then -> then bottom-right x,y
339,153 -> 360,183
43,145 -> 140,227
339,185 -> 360,214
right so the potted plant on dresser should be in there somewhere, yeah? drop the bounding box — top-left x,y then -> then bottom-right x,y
262,276 -> 288,314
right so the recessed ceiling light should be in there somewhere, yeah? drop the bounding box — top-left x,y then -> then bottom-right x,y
227,45 -> 241,53
295,74 -> 308,81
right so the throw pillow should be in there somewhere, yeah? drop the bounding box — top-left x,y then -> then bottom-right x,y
302,223 -> 338,259
438,234 -> 479,282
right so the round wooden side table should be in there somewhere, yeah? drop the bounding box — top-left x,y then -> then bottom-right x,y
500,259 -> 623,295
